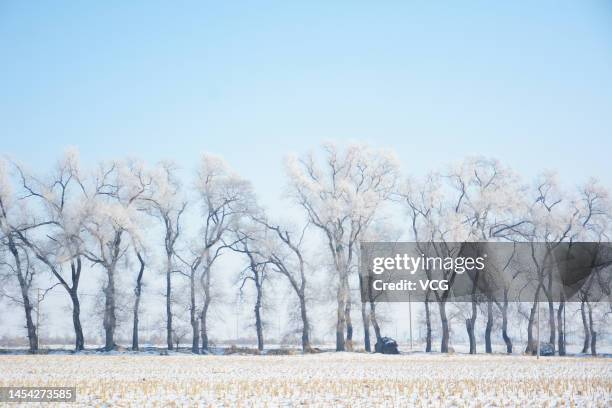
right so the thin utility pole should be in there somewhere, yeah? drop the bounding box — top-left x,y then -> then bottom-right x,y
235,297 -> 240,342
563,303 -> 566,354
36,288 -> 41,351
536,302 -> 540,360
277,311 -> 281,345
408,292 -> 413,350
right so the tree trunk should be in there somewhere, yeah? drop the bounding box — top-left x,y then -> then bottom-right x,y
557,297 -> 565,356
587,302 -> 596,356
334,246 -> 349,352
438,301 -> 450,353
547,299 -> 555,354
345,291 -> 353,351
103,266 -> 116,351
132,252 -> 145,351
132,293 -> 141,351
361,300 -> 370,352
22,288 -> 38,353
70,290 -> 84,351
200,305 -> 209,353
424,299 -> 432,352
370,300 -> 382,345
344,271 -> 353,351
465,319 -> 475,354
485,299 -> 493,354
189,270 -> 199,354
191,318 -> 200,354
298,295 -> 311,352
8,239 -> 38,353
104,232 -> 123,352
200,266 -> 211,353
467,270 -> 479,354
70,258 -> 84,351
166,252 -> 173,351
466,301 -> 477,354
545,269 -> 555,353
254,273 -> 264,352
501,293 -> 512,354
359,274 -> 370,352
525,296 -> 538,354
335,281 -> 347,351
200,303 -> 209,352
580,300 -> 590,354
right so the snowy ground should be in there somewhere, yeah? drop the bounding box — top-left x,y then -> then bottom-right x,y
1,353 -> 610,407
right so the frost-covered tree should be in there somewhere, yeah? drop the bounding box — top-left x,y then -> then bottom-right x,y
118,162 -> 152,352
10,149 -> 89,351
447,157 -> 528,354
523,172 -> 580,355
357,220 -> 403,352
0,238 -> 39,352
144,161 -> 187,351
130,237 -> 147,351
0,159 -> 40,352
286,143 -> 399,351
572,178 -> 611,355
401,172 -> 471,352
251,215 -> 313,352
194,153 -> 254,352
231,225 -> 270,352
175,244 -> 206,354
82,160 -> 150,351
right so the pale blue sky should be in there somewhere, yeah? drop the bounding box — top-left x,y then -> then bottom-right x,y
1,1 -> 611,206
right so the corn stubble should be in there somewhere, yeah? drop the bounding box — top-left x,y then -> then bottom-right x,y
1,353 -> 609,407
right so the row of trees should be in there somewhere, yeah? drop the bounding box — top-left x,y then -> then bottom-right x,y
1,144 -> 610,354
0,149 -> 312,353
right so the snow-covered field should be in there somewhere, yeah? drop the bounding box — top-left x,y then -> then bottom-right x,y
1,353 -> 610,407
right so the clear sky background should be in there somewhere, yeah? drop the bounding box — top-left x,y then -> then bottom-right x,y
1,1 -> 611,208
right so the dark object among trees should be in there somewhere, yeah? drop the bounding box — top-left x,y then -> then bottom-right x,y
539,342 -> 555,356
375,337 -> 399,354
